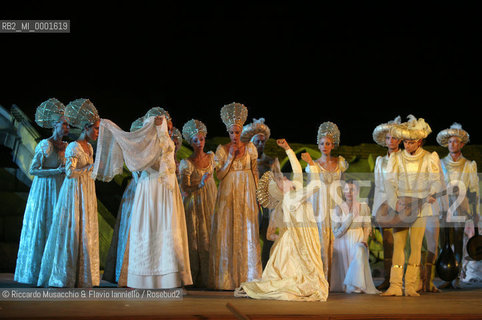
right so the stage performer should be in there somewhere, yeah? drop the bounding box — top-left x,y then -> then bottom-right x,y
305,121 -> 348,283
208,102 -> 262,290
38,99 -> 100,287
381,115 -> 442,297
437,123 -> 479,288
102,117 -> 144,284
371,116 -> 402,290
179,119 -> 217,288
330,180 -> 379,294
92,107 -> 192,289
234,139 -> 328,301
241,118 -> 277,268
171,127 -> 183,178
14,98 -> 69,285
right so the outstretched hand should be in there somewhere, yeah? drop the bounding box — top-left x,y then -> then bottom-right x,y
276,139 -> 290,150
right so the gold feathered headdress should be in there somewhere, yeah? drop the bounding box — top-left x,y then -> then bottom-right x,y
372,116 -> 401,146
390,115 -> 432,140
241,118 -> 271,143
436,123 -> 470,147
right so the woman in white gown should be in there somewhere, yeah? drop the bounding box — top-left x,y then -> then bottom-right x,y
14,98 -> 69,285
330,180 -> 379,294
38,98 -> 101,288
306,121 -> 348,283
235,139 -> 328,301
209,102 -> 262,290
93,107 -> 192,289
180,119 -> 217,288
103,117 -> 144,284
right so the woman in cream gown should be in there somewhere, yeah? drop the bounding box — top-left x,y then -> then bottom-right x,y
306,122 -> 348,283
209,102 -> 262,290
38,99 -> 100,288
236,139 -> 328,302
92,109 -> 192,289
15,98 -> 69,285
330,181 -> 379,294
180,119 -> 217,287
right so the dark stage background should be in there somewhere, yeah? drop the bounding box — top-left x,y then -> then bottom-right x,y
2,1 -> 482,146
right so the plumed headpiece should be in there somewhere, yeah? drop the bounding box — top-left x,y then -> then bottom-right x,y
35,98 -> 66,128
220,102 -> 248,130
182,119 -> 207,144
390,115 -> 432,140
64,98 -> 100,129
241,118 -> 271,143
145,107 -> 171,121
130,117 -> 145,132
317,121 -> 341,147
436,123 -> 470,147
372,116 -> 402,147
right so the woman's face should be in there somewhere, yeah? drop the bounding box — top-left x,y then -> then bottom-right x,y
343,182 -> 356,201
228,125 -> 242,144
448,136 -> 464,153
86,120 -> 100,141
54,117 -> 70,137
318,136 -> 334,155
191,133 -> 206,150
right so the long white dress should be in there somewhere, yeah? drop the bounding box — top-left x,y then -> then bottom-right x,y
37,141 -> 99,287
103,171 -> 139,283
305,157 -> 348,282
14,139 -> 66,285
330,202 -> 379,294
179,152 -> 217,287
237,149 -> 329,301
92,117 -> 192,289
209,142 -> 262,290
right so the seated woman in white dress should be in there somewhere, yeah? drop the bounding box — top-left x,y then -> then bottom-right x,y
235,139 -> 329,302
330,180 -> 379,294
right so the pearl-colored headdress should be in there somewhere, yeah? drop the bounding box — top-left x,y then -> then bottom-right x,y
145,107 -> 171,121
182,119 -> 207,144
171,127 -> 182,145
64,98 -> 100,128
372,116 -> 402,147
35,98 -> 66,128
220,102 -> 248,130
241,118 -> 271,143
390,115 -> 432,140
317,121 -> 341,147
436,123 -> 470,147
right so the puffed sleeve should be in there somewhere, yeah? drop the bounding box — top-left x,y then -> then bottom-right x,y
339,156 -> 349,173
65,142 -> 93,179
29,140 -> 63,177
179,159 -> 199,194
215,144 -> 235,181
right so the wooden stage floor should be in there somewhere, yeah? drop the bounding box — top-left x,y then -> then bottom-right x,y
1,273 -> 481,319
